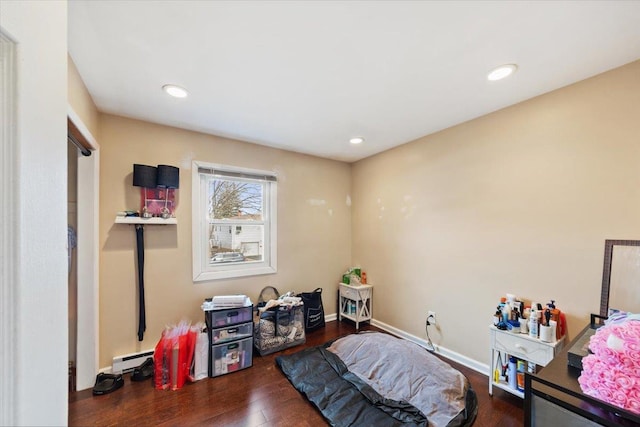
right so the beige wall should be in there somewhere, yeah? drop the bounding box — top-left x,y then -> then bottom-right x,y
68,55 -> 99,138
352,60 -> 640,365
98,114 -> 351,367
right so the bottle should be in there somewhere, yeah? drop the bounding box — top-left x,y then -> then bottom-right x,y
508,357 -> 517,390
502,302 -> 512,323
493,307 -> 502,326
529,309 -> 538,338
520,314 -> 528,334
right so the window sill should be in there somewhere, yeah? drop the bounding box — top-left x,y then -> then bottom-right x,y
193,265 -> 276,282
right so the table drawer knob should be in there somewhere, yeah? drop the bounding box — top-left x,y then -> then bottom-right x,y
515,343 -> 527,352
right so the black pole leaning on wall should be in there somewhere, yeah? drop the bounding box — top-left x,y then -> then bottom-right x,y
135,224 -> 146,341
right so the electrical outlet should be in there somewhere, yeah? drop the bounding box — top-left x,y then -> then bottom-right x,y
427,311 -> 436,324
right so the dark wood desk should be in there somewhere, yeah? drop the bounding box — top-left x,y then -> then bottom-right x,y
524,324 -> 640,426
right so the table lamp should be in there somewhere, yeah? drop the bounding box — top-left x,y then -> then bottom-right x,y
133,164 -> 157,218
157,164 -> 179,219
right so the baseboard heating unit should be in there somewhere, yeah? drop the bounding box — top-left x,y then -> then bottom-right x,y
112,349 -> 154,374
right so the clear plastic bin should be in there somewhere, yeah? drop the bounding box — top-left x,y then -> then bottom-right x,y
211,323 -> 253,344
210,337 -> 253,377
206,306 -> 253,327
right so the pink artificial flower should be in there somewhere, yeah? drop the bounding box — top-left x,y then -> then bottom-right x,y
599,347 -> 621,366
613,390 -> 628,407
598,386 -> 614,403
615,372 -> 635,390
628,387 -> 640,400
624,345 -> 640,364
589,332 -> 607,352
624,340 -> 640,353
582,356 -> 596,371
626,397 -> 640,414
620,353 -> 637,369
619,322 -> 640,341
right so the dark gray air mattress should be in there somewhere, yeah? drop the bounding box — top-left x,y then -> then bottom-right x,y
276,332 -> 477,427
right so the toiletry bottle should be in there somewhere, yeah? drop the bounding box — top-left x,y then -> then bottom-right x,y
503,301 -> 511,323
536,303 -> 543,323
529,308 -> 538,338
508,356 -> 517,390
520,313 -> 528,334
493,307 -> 502,326
547,300 -> 560,323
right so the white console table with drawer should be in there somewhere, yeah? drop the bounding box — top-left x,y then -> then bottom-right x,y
338,283 -> 373,330
489,325 -> 565,399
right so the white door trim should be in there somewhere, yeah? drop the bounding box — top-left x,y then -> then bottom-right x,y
0,30 -> 18,427
68,106 -> 100,391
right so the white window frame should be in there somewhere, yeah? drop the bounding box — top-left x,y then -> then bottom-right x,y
192,160 -> 277,281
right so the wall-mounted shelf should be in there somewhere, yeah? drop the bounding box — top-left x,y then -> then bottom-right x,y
114,216 -> 177,225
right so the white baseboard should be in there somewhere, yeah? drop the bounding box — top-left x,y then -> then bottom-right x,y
370,319 -> 488,376
99,366 -> 112,374
96,316 -> 489,381
112,349 -> 154,374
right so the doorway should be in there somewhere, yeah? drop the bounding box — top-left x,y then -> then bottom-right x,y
67,110 -> 100,391
68,139 -> 79,390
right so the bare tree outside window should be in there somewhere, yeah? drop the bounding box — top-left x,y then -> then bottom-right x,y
208,178 -> 265,262
209,179 -> 263,220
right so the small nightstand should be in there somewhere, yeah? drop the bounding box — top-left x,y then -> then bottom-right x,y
338,283 -> 373,329
489,325 -> 565,398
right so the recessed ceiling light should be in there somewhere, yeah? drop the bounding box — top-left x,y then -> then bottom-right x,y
487,64 -> 518,81
162,84 -> 189,98
350,137 -> 364,144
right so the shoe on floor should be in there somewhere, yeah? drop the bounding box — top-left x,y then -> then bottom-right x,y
131,357 -> 154,382
92,373 -> 124,395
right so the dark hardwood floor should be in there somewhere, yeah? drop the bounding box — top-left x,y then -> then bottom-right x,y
69,321 -> 523,426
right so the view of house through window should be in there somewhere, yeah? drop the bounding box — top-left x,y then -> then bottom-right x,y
208,177 -> 264,264
192,161 -> 277,281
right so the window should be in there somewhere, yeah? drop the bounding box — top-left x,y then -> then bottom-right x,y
192,161 -> 277,281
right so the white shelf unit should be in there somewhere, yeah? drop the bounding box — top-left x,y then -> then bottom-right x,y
114,216 -> 177,225
489,325 -> 565,399
338,283 -> 373,330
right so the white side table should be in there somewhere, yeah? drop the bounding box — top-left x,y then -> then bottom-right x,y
338,283 -> 373,329
489,325 -> 565,398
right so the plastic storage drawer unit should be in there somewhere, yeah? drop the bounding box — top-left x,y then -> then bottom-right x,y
210,337 -> 253,377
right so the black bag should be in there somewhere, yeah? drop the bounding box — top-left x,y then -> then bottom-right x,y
298,288 -> 325,331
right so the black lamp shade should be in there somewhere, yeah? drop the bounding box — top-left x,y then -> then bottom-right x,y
157,165 -> 179,189
133,164 -> 158,188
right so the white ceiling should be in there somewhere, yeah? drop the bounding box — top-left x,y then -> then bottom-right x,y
68,1 -> 640,162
